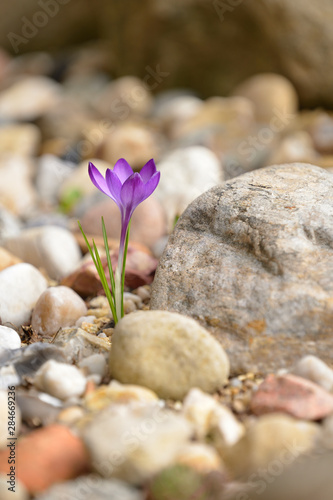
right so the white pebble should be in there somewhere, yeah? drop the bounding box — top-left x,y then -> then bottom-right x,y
182,388 -> 244,446
79,353 -> 107,377
0,326 -> 21,349
291,355 -> 333,392
75,315 -> 96,327
33,359 -> 86,400
0,263 -> 47,326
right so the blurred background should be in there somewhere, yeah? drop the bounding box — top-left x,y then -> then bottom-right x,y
1,5 -> 333,498
0,0 -> 332,271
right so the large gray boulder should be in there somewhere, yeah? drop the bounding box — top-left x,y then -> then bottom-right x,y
151,163 -> 333,373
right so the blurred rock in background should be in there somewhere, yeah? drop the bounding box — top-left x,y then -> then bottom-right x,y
1,0 -> 333,107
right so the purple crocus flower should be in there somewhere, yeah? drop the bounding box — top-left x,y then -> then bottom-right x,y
89,158 -> 160,256
88,158 -> 160,320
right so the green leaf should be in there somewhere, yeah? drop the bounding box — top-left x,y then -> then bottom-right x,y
78,221 -> 118,323
101,216 -> 116,295
93,240 -> 118,323
121,220 -> 131,318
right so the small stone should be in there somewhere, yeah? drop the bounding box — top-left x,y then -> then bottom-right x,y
0,474 -> 28,500
134,286 -> 151,302
123,292 -> 142,306
100,123 -> 160,170
53,327 -> 110,363
310,112 -> 333,154
0,76 -> 61,121
155,146 -> 223,231
0,365 -> 19,391
222,413 -> 320,479
79,353 -> 107,378
173,96 -> 255,140
89,296 -> 109,309
266,131 -> 317,165
0,263 -> 47,326
123,298 -> 137,314
93,76 -> 153,119
110,311 -> 230,400
0,124 -> 41,157
84,381 -> 158,411
57,406 -> 86,426
10,342 -> 66,381
75,315 -> 96,327
0,424 -> 90,494
0,326 -> 21,350
147,464 -> 226,500
16,391 -> 62,427
176,443 -> 223,473
4,226 -> 82,280
251,374 -> 333,420
36,155 -> 74,205
0,207 -> 21,245
182,388 -> 244,445
34,475 -> 144,500
0,247 -> 22,271
322,413 -> 333,448
31,286 -> 87,337
0,390 -> 21,449
290,355 -> 333,393
33,359 -> 87,400
0,155 -> 37,216
232,73 -> 298,124
154,94 -> 203,130
81,402 -> 192,484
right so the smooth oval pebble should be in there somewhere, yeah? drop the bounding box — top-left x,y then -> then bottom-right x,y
0,325 -> 21,350
291,355 -> 333,393
0,263 -> 48,326
31,286 -> 87,337
155,146 -> 223,231
33,359 -> 87,400
4,226 -> 82,280
110,311 -> 230,400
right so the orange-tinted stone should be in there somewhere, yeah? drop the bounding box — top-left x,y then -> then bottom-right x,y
0,424 -> 91,494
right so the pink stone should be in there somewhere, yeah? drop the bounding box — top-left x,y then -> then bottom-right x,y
251,373 -> 333,420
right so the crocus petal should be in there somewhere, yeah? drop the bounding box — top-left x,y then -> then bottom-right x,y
139,171 -> 161,201
120,172 -> 146,211
88,162 -> 111,197
139,158 -> 157,183
105,168 -> 123,207
113,158 -> 134,184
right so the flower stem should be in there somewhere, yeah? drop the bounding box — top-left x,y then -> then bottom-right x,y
114,265 -> 122,321
115,219 -> 131,320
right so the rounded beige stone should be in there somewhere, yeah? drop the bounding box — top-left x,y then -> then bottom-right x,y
32,286 -> 87,337
232,73 -> 298,124
110,310 -> 230,400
